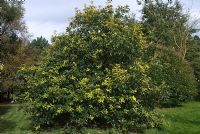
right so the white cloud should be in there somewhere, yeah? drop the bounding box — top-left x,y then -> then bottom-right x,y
26,21 -> 67,41
24,0 -> 200,42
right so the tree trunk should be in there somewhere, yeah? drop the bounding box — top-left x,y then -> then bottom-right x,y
7,91 -> 10,100
0,92 -> 2,102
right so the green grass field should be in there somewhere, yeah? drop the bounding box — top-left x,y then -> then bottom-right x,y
0,104 -> 32,134
0,101 -> 200,134
144,101 -> 200,134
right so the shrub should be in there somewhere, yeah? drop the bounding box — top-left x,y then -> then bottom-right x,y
18,3 -> 162,132
186,36 -> 200,99
149,47 -> 197,107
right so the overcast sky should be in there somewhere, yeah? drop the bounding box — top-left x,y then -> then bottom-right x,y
23,0 -> 200,42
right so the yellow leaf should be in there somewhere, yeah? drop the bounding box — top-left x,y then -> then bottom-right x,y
130,96 -> 136,102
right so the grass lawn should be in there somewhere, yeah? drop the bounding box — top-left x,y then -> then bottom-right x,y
0,101 -> 200,134
144,101 -> 200,134
0,103 -> 32,134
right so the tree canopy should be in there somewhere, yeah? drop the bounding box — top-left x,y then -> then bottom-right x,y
0,0 -> 32,96
141,0 -> 190,60
18,3 -> 162,132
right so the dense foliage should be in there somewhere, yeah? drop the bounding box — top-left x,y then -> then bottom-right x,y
187,36 -> 200,97
29,36 -> 49,59
149,47 -> 197,106
141,0 -> 190,60
140,0 -> 198,106
18,4 -> 162,132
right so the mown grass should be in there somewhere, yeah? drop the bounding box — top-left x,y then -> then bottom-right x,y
144,101 -> 200,134
0,101 -> 200,134
0,103 -> 32,134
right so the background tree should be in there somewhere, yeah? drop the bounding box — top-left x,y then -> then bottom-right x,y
149,48 -> 197,106
28,36 -> 49,61
187,35 -> 200,94
140,0 -> 191,60
139,0 -> 198,106
0,0 -> 32,101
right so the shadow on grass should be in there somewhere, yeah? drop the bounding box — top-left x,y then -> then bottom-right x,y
0,104 -> 17,133
0,104 -> 12,116
0,119 -> 17,133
